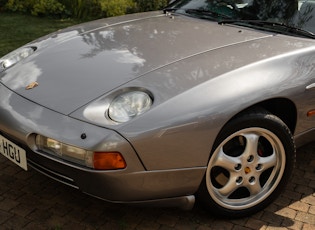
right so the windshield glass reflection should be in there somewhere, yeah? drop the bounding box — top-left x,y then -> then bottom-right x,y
168,0 -> 315,35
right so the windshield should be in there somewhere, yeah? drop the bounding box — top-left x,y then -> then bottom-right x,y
166,0 -> 315,37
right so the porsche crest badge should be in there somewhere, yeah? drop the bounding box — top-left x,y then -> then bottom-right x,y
25,82 -> 39,90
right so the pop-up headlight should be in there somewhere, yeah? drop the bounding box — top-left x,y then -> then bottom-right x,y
108,91 -> 152,123
0,47 -> 36,71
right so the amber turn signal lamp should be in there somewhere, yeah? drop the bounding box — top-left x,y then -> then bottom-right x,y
93,152 -> 127,170
307,110 -> 315,117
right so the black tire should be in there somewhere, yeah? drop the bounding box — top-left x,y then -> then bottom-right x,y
196,108 -> 296,218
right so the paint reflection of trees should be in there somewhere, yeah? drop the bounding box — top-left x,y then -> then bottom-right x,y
80,26 -> 147,74
74,0 -> 315,66
80,28 -> 117,59
76,21 -> 166,75
74,18 -> 199,76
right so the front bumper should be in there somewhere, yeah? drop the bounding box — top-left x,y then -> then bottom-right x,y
0,83 -> 205,208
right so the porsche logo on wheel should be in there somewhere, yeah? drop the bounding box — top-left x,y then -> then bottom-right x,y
25,82 -> 39,90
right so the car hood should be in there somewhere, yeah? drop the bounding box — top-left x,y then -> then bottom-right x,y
0,11 -> 273,115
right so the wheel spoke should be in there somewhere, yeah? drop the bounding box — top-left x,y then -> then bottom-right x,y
217,175 -> 239,197
243,133 -> 260,157
247,180 -> 262,196
259,152 -> 277,170
213,147 -> 240,171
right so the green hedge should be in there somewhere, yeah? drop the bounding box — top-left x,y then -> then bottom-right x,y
1,0 -> 170,19
134,0 -> 168,12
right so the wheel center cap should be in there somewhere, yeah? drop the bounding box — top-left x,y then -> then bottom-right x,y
245,167 -> 251,174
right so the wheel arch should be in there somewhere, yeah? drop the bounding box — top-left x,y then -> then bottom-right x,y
250,98 -> 297,134
207,97 -> 297,164
231,98 -> 297,135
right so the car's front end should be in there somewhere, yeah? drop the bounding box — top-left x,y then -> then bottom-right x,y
0,78 -> 204,208
1,0 -> 315,217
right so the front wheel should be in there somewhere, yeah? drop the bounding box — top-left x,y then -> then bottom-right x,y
197,109 -> 295,218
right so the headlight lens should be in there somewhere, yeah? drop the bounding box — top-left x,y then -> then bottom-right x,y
0,47 -> 36,71
108,91 -> 152,123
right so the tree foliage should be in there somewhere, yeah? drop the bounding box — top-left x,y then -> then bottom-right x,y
1,0 -> 170,19
100,0 -> 135,17
134,0 -> 168,12
60,0 -> 102,19
32,0 -> 66,17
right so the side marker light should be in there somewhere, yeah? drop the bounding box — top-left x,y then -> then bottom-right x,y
307,110 -> 315,117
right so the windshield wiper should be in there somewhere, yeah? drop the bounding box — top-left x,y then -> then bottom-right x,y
163,8 -> 180,13
185,8 -> 233,20
219,20 -> 315,39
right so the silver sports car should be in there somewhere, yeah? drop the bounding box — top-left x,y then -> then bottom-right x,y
1,0 -> 315,217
